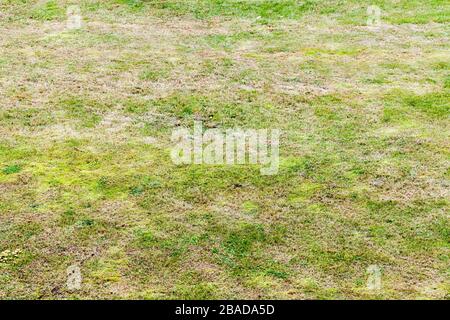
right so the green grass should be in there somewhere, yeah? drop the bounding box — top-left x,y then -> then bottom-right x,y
2,165 -> 22,175
404,92 -> 450,118
130,0 -> 317,19
0,0 -> 449,300
30,0 -> 65,21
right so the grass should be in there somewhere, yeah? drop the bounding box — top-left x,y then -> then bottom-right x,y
0,0 -> 449,300
2,165 -> 22,175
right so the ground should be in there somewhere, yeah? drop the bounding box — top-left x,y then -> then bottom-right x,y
0,0 -> 449,299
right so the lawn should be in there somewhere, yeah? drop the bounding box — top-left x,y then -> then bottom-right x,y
0,0 -> 449,299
